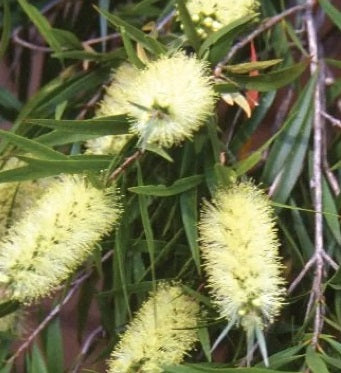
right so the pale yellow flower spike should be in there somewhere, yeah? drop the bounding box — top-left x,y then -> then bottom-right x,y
126,53 -> 216,148
199,182 -> 285,366
0,157 -> 49,237
0,175 -> 120,303
86,63 -> 137,155
107,284 -> 200,373
185,0 -> 260,37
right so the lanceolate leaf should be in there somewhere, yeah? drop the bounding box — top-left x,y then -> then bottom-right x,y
0,129 -> 67,160
25,115 -> 130,135
94,5 -> 166,55
18,0 -> 62,53
222,60 -> 309,92
129,175 -> 204,196
199,14 -> 257,57
319,0 -> 341,31
176,0 -> 201,52
262,75 -> 317,184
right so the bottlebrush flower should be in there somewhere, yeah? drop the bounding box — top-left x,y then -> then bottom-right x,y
107,283 -> 200,372
0,157 -> 49,237
126,53 -> 215,148
0,176 -> 120,303
86,63 -> 136,155
184,0 -> 260,37
199,182 -> 285,365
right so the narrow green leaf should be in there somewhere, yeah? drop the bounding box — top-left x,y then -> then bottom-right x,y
223,59 -> 282,74
306,346 -> 330,373
52,49 -> 125,61
234,120 -> 289,176
180,190 -> 200,273
136,163 -> 156,286
25,115 -> 130,135
18,0 -> 62,53
0,87 -> 21,112
325,58 -> 341,69
328,266 -> 341,290
176,0 -> 201,52
28,345 -> 48,373
77,278 -> 95,341
262,75 -> 317,183
322,177 -> 341,244
129,175 -> 204,196
145,145 -> 174,163
50,28 -> 82,49
271,108 -> 313,203
0,0 -> 11,58
199,14 -> 257,57
256,345 -> 305,369
0,129 -> 67,160
224,59 -> 309,92
319,0 -> 341,31
94,6 -> 166,55
35,131 -> 97,147
121,27 -> 144,68
321,354 -> 341,370
46,319 -> 64,373
19,156 -> 110,171
0,157 -> 111,183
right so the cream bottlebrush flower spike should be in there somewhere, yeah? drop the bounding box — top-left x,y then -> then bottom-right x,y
108,283 -> 200,372
199,182 -> 285,366
0,175 -> 120,303
0,157 -> 49,236
184,0 -> 260,38
125,53 -> 215,149
86,63 -> 137,155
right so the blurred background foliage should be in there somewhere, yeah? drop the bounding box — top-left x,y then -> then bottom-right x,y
0,0 -> 341,372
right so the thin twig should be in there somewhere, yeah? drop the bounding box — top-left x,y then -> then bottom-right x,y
7,250 -> 113,364
76,91 -> 102,120
288,256 -> 316,294
322,143 -> 340,196
12,29 -> 52,52
322,251 -> 339,271
84,33 -> 121,46
107,150 -> 143,183
156,10 -> 176,31
214,4 -> 308,74
13,8 -> 175,53
7,274 -> 86,364
322,111 -> 341,129
306,0 -> 326,348
72,326 -> 104,373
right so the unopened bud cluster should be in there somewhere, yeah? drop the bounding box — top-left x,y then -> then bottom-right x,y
181,0 -> 260,38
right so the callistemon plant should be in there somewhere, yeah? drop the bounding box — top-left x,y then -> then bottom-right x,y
199,182 -> 285,365
0,175 -> 120,303
107,283 -> 200,372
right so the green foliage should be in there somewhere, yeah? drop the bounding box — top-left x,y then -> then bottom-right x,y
0,0 -> 340,372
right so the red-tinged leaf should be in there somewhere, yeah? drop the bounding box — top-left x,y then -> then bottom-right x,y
246,41 -> 259,110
